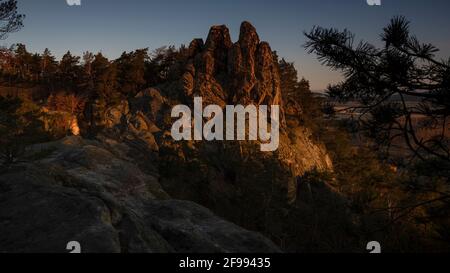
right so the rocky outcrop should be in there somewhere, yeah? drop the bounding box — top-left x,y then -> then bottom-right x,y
157,22 -> 332,210
144,22 -> 338,249
180,21 -> 284,115
0,136 -> 280,253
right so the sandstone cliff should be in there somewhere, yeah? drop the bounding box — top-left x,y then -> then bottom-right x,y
159,21 -> 332,202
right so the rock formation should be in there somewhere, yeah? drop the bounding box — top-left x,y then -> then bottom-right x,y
157,21 -> 332,202
151,22 -> 337,246
0,136 -> 279,253
181,21 -> 284,116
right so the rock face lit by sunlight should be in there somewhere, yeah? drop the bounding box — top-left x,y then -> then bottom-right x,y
70,118 -> 80,136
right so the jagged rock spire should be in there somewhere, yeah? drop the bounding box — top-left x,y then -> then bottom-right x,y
182,21 -> 284,122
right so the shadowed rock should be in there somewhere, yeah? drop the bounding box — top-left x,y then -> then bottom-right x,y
0,136 -> 280,253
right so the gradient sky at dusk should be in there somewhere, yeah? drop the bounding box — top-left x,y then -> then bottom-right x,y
4,0 -> 450,91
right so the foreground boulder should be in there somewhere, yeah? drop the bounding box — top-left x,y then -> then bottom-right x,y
0,136 -> 279,253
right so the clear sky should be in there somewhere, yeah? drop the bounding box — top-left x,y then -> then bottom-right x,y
4,0 -> 450,91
